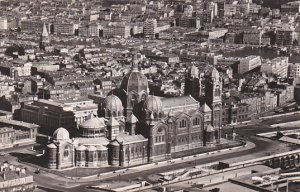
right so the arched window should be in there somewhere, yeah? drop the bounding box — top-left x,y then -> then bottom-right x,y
179,119 -> 187,128
113,111 -> 116,117
141,93 -> 147,101
130,94 -> 138,107
64,146 -> 70,159
155,127 -> 165,143
215,85 -> 220,97
193,118 -> 200,126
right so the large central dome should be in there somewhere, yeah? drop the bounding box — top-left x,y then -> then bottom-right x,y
121,53 -> 148,93
121,70 -> 148,93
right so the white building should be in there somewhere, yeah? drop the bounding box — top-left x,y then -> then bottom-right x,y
261,57 -> 289,78
200,28 -> 228,39
144,19 -> 157,38
54,22 -> 76,35
0,17 -> 7,30
103,22 -> 131,38
239,56 -> 261,74
289,63 -> 300,78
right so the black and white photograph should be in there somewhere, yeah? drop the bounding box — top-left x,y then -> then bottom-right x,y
1,0 -> 300,191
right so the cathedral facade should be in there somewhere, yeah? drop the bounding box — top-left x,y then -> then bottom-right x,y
46,55 -> 223,169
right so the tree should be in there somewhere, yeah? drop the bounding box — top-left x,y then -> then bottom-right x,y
209,188 -> 220,192
5,45 -> 25,57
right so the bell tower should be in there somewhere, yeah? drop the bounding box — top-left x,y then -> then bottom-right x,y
41,23 -> 50,48
205,67 -> 222,143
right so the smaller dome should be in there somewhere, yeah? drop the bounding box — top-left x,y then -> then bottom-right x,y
53,127 -> 70,141
80,117 -> 106,129
47,143 -> 57,149
86,145 -> 97,151
143,96 -> 162,113
96,145 -> 108,151
76,145 -> 87,151
105,95 -> 123,113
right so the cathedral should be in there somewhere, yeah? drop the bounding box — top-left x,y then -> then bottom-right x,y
46,55 -> 223,169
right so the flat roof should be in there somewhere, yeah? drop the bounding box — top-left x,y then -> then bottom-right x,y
0,118 -> 39,129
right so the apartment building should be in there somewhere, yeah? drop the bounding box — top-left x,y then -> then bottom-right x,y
261,57 -> 289,78
143,19 -> 157,38
243,28 -> 262,45
239,56 -> 261,74
103,22 -> 131,38
53,22 -> 76,35
0,17 -> 7,30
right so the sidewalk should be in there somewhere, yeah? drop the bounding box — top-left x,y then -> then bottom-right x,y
260,111 -> 300,120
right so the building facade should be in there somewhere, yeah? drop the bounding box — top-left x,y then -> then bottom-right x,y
261,57 -> 289,78
103,22 -> 131,38
0,17 -> 7,30
239,56 -> 261,74
144,19 -> 157,38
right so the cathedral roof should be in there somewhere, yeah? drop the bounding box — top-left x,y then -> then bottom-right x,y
161,95 -> 198,110
53,127 -> 70,141
115,134 -> 147,145
75,137 -> 109,146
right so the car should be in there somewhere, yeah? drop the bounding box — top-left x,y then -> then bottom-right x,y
274,109 -> 283,114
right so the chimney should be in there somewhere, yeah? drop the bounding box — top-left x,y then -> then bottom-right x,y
21,168 -> 26,174
9,165 -> 14,171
